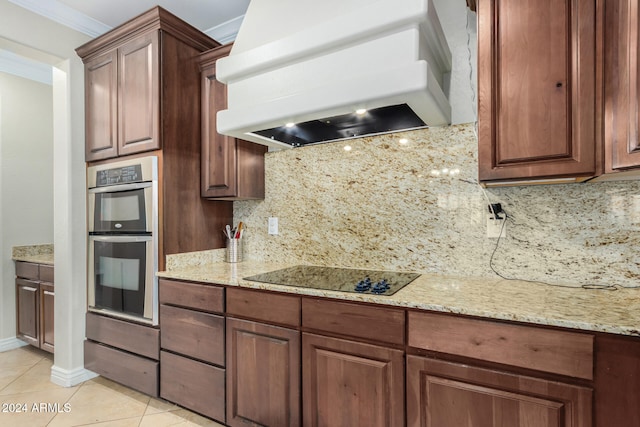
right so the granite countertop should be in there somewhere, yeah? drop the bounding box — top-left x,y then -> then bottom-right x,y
158,262 -> 640,337
12,244 -> 54,266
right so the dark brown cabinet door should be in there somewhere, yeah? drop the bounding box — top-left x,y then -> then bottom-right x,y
39,283 -> 54,353
406,355 -> 592,427
118,31 -> 160,156
604,0 -> 640,172
16,279 -> 39,346
302,333 -> 404,427
201,54 -> 237,198
200,45 -> 266,200
226,317 -> 300,427
84,50 -> 118,161
477,0 -> 597,183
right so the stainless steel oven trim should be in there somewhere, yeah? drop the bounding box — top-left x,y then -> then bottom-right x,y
88,181 -> 152,194
87,233 -> 158,325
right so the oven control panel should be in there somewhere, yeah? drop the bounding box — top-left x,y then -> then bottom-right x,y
96,164 -> 143,187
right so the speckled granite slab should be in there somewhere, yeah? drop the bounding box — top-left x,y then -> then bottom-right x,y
12,244 -> 54,265
157,262 -> 640,337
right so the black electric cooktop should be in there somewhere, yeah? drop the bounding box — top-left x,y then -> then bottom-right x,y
244,265 -> 420,296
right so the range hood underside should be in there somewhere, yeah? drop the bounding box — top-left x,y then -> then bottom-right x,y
216,0 -> 452,149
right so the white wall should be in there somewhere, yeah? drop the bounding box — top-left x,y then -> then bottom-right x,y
0,72 -> 54,340
0,0 -> 91,385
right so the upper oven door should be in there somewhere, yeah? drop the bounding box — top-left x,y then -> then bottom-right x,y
88,182 -> 153,233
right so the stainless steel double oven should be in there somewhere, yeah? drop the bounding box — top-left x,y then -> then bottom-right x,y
87,156 -> 159,325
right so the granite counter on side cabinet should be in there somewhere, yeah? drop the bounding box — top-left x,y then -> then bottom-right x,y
12,244 -> 54,265
157,262 -> 640,337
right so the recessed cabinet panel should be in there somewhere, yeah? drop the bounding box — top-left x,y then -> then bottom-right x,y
40,283 -> 55,353
478,0 -> 596,182
302,332 -> 404,427
201,62 -> 237,197
118,31 -> 159,155
496,0 -> 570,163
84,51 -> 118,161
406,355 -> 592,427
605,0 -> 640,171
16,279 -> 39,346
199,44 -> 266,200
226,317 -> 300,427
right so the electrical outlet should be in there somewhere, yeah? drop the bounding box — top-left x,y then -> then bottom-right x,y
487,215 -> 506,238
268,217 -> 279,235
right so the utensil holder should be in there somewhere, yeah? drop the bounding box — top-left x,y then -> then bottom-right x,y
225,239 -> 243,263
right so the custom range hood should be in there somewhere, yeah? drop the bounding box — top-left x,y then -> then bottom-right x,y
216,0 -> 452,149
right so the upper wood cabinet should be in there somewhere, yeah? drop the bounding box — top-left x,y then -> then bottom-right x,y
199,44 -> 267,200
477,0 -> 598,185
77,7 -> 219,162
603,0 -> 640,176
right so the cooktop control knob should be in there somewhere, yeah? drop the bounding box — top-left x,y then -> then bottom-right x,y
371,279 -> 390,294
354,278 -> 372,292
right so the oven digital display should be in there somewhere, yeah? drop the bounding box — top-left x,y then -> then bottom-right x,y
99,256 -> 140,291
101,194 -> 141,222
96,165 -> 142,187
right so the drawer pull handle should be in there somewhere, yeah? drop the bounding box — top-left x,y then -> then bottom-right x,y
43,291 -> 55,296
21,286 -> 37,292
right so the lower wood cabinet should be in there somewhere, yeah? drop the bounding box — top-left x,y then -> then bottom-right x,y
39,283 -> 55,353
160,350 -> 225,421
226,317 -> 300,427
406,355 -> 592,427
158,279 -> 226,423
302,332 -> 405,427
15,261 -> 55,353
16,279 -> 39,347
84,340 -> 158,396
85,313 -> 160,396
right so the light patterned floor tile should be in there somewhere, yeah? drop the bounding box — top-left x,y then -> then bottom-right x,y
145,397 -> 179,415
0,346 -> 47,369
0,387 -> 78,427
0,364 -> 33,391
46,379 -> 150,427
139,408 -> 225,427
0,358 -> 59,395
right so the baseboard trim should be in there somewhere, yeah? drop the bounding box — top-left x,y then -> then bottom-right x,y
50,365 -> 98,387
0,337 -> 28,352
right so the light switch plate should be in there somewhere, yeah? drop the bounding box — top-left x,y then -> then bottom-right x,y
268,217 -> 279,235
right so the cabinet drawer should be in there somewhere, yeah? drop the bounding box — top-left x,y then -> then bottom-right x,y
161,350 -> 225,423
302,298 -> 405,346
408,311 -> 594,380
16,262 -> 39,280
160,304 -> 225,366
159,279 -> 224,314
227,288 -> 300,327
39,265 -> 54,283
86,312 -> 159,360
85,340 -> 158,397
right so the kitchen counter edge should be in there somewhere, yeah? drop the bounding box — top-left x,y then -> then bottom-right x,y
157,262 -> 640,337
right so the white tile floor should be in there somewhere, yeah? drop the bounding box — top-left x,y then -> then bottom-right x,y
0,345 -> 224,426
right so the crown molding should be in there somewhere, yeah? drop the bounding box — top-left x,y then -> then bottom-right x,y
8,0 -> 112,37
0,49 -> 52,85
205,14 -> 244,44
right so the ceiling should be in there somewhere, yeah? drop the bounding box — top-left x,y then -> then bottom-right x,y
8,0 -> 251,43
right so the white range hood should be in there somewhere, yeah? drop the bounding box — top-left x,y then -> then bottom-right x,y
216,0 -> 452,149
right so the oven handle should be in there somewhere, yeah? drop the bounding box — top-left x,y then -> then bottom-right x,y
89,235 -> 153,243
88,181 -> 152,194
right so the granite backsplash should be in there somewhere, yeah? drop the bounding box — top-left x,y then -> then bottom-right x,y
234,124 -> 640,288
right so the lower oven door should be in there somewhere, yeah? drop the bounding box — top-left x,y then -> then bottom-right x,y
88,235 -> 157,325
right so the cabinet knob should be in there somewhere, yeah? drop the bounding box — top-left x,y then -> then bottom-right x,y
556,82 -> 563,88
